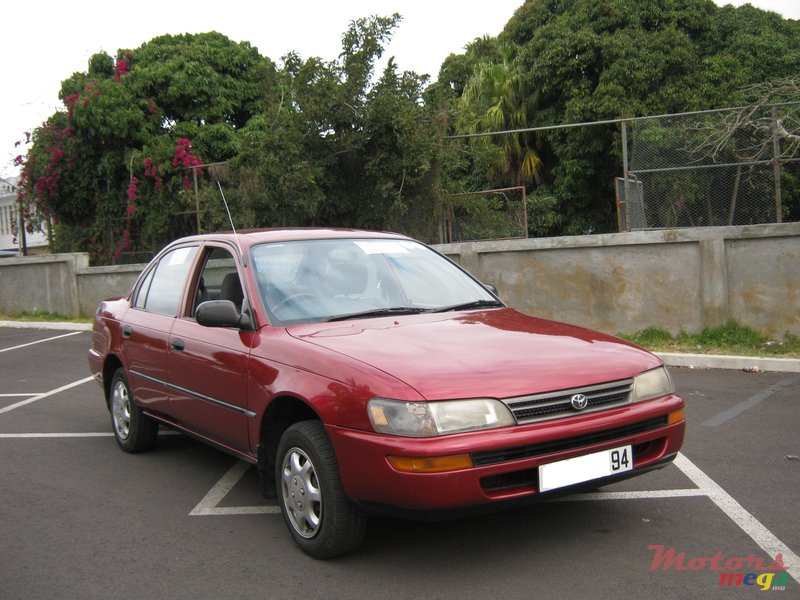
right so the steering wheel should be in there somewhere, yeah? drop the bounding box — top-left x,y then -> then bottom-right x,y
271,292 -> 318,315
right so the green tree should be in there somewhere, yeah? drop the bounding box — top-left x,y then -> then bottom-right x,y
441,0 -> 800,235
229,15 -> 439,237
19,33 -> 267,263
19,19 -> 441,259
458,39 -> 543,188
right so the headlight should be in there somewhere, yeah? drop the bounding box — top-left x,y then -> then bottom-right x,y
368,398 -> 515,437
633,366 -> 675,402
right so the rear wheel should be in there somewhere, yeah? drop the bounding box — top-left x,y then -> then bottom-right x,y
276,420 -> 366,558
109,367 -> 158,453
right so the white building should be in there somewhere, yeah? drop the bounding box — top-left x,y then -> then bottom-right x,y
0,176 -> 49,255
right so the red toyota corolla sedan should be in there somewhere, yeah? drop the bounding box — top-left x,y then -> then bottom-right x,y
88,228 -> 685,558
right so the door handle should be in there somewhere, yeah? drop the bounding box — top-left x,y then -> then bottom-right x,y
171,338 -> 185,352
121,325 -> 133,339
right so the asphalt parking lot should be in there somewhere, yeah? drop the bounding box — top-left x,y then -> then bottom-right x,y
1,326 -> 798,599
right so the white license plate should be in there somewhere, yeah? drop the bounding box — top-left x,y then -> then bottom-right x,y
539,445 -> 633,492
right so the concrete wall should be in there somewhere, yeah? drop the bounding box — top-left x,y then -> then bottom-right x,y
436,223 -> 800,338
76,264 -> 145,316
0,253 -> 144,318
0,253 -> 90,316
0,223 -> 798,337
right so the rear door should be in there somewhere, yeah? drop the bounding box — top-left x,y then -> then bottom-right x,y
121,245 -> 199,416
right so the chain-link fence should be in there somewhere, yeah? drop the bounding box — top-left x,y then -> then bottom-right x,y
441,187 -> 527,243
619,102 -> 800,230
64,100 -> 800,265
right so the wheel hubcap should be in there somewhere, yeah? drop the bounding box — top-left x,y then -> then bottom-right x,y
111,381 -> 131,440
281,447 -> 322,539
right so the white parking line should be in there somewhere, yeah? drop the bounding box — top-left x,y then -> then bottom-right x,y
5,401 -> 795,582
674,453 -> 799,585
0,430 -> 181,439
554,488 -> 708,501
0,432 -> 114,438
0,331 -> 84,354
0,393 -> 45,397
189,460 -> 280,516
186,452 -> 798,584
703,374 -> 800,427
0,376 -> 94,414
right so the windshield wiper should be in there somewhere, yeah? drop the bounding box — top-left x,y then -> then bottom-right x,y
326,307 -> 429,322
431,299 -> 505,313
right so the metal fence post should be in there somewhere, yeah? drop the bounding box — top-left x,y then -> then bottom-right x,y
193,166 -> 201,233
771,105 -> 783,223
620,120 -> 630,232
521,187 -> 528,238
17,202 -> 27,256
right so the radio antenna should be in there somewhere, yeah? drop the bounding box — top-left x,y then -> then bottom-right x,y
216,181 -> 242,255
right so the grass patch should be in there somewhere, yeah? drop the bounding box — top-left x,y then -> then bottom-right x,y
619,321 -> 800,359
0,310 -> 92,324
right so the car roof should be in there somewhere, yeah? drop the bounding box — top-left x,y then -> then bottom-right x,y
168,228 -> 413,250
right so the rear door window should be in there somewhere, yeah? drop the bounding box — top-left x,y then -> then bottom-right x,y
134,246 -> 199,316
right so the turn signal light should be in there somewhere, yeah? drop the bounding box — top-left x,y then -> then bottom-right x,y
668,408 -> 685,426
387,454 -> 473,473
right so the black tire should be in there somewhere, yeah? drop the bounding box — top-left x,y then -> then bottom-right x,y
108,367 -> 158,453
275,420 -> 367,558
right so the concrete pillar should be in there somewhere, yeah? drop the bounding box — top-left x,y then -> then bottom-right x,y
699,238 -> 729,328
456,245 -> 482,280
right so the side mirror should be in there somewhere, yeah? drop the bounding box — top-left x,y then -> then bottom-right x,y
484,283 -> 498,295
196,300 -> 246,329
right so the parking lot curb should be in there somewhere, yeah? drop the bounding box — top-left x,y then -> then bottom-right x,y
656,352 -> 800,373
0,320 -> 92,332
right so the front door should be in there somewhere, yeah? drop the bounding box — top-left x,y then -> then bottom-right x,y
167,245 -> 254,453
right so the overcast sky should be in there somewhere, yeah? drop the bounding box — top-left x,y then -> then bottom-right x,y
1,0 -> 798,179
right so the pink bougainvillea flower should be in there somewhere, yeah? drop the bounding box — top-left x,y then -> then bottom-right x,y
173,138 -> 203,168
114,54 -> 131,82
127,176 -> 139,202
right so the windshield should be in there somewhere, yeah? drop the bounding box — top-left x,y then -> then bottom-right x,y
250,238 -> 501,325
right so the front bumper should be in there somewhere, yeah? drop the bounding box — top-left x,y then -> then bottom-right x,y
328,394 -> 685,512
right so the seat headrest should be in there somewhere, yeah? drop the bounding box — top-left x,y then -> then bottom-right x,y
221,272 -> 244,306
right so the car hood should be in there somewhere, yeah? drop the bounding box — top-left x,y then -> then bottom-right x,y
287,308 -> 661,400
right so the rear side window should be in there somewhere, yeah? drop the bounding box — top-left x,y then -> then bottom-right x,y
134,246 -> 198,316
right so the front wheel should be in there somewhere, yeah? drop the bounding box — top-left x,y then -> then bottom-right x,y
276,420 -> 367,558
109,367 -> 158,453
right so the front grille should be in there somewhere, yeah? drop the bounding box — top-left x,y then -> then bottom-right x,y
481,470 -> 537,491
504,379 -> 634,424
471,416 -> 668,467
479,439 -> 662,492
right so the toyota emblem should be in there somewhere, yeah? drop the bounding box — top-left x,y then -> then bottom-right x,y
570,393 -> 588,410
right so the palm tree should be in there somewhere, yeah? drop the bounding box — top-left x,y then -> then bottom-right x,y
459,40 -> 543,187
